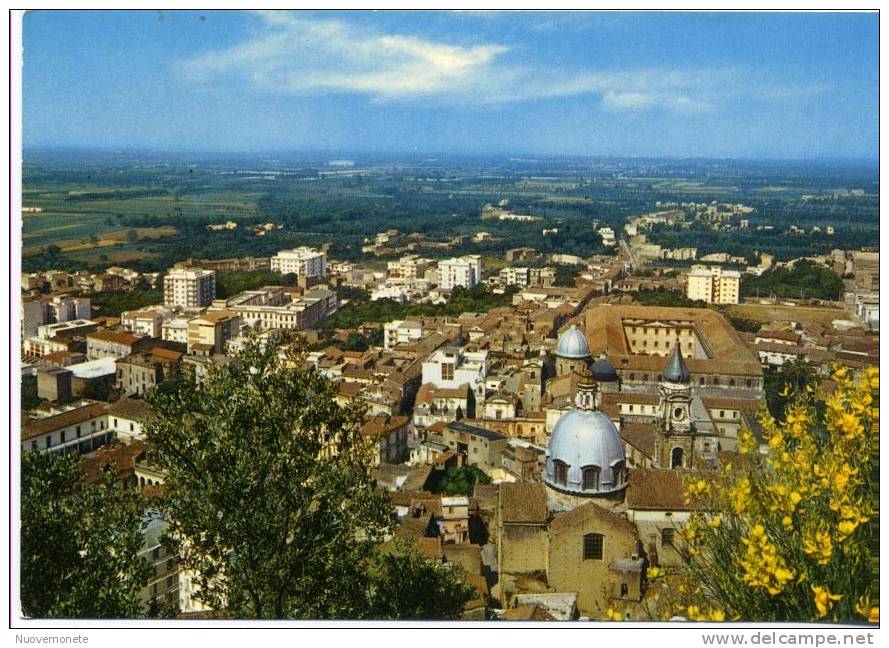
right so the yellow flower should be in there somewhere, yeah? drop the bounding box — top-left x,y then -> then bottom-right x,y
710,609 -> 726,622
833,367 -> 848,381
803,528 -> 833,565
708,515 -> 722,528
647,566 -> 663,580
781,515 -> 793,530
838,519 -> 858,540
812,585 -> 842,619
869,608 -> 879,624
606,608 -> 623,621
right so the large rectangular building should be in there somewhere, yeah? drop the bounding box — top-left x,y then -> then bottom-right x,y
270,247 -> 327,278
164,268 -> 216,309
584,304 -> 763,399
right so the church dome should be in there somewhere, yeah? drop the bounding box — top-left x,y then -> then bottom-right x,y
555,325 -> 591,359
591,358 -> 619,382
544,409 -> 627,496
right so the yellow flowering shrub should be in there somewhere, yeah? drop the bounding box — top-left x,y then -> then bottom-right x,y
677,367 -> 879,622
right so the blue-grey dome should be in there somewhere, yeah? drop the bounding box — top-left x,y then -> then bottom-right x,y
544,409 -> 627,496
591,358 -> 618,382
664,344 -> 691,384
555,325 -> 591,359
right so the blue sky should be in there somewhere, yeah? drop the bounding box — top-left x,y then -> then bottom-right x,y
23,10 -> 878,158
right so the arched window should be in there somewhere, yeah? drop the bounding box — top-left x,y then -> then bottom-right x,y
553,460 -> 568,486
582,466 -> 600,491
612,461 -> 625,486
583,533 -> 604,560
671,447 -> 684,469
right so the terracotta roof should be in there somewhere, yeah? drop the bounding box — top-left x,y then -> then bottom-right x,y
585,304 -> 762,376
80,440 -> 147,485
361,415 -> 410,439
87,330 -> 142,346
499,482 -> 548,524
22,402 -> 108,441
620,422 -> 657,459
107,397 -> 155,422
549,501 -> 636,535
501,604 -> 555,621
627,468 -> 706,511
701,397 -> 758,411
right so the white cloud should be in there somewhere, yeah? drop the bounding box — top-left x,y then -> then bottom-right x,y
178,11 -> 819,113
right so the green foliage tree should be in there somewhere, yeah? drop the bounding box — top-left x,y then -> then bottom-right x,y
368,538 -> 477,619
21,452 -> 151,618
144,336 -> 395,618
427,465 -> 491,496
763,360 -> 818,419
21,375 -> 41,411
742,260 -> 844,301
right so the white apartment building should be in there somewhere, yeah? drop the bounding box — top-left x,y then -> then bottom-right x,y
164,268 -> 216,309
162,318 -> 191,344
499,267 -> 530,287
121,306 -> 174,338
686,265 -> 741,305
598,227 -> 616,247
437,255 -> 482,290
421,347 -> 489,397
269,247 -> 327,278
21,295 -> 91,338
384,320 -> 424,350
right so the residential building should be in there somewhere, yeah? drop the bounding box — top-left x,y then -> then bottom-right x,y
121,308 -> 173,338
440,496 -> 470,544
438,256 -> 483,290
86,330 -> 149,360
360,414 -> 411,466
139,513 -> 180,612
20,399 -> 111,455
384,320 -> 424,350
421,347 -> 489,397
186,311 -> 242,355
36,366 -> 73,402
686,266 -> 741,304
21,295 -> 91,338
164,268 -> 216,309
269,246 -> 327,278
441,421 -> 507,473
116,350 -> 181,396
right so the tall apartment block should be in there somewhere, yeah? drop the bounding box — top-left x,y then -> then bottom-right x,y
164,268 -> 216,309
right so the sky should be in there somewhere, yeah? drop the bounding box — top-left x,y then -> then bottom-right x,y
22,10 -> 879,159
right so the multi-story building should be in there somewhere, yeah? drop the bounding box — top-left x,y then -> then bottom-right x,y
86,330 -> 149,360
21,295 -> 91,338
269,247 -> 327,278
360,414 -> 411,466
438,256 -> 482,290
441,421 -> 507,474
20,399 -> 111,454
384,320 -> 424,350
121,307 -> 174,338
162,317 -> 191,344
139,513 -> 180,612
686,265 -> 741,304
186,311 -> 242,355
163,268 -> 216,309
208,286 -> 336,332
387,254 -> 432,280
421,347 -> 489,397
116,350 -> 181,397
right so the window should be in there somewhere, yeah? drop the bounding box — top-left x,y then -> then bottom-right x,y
612,461 -> 625,485
441,363 -> 455,381
152,547 -> 160,560
582,466 -> 600,491
553,460 -> 568,486
662,528 -> 675,547
31,440 -> 38,452
76,425 -> 81,435
583,533 -> 604,560
620,583 -> 629,598
720,410 -> 725,418
699,377 -> 705,386
61,431 -> 66,443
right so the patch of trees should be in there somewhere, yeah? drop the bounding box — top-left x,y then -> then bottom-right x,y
742,260 -> 844,301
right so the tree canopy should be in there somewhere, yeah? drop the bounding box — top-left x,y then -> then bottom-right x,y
144,335 -> 475,619
20,452 -> 151,618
